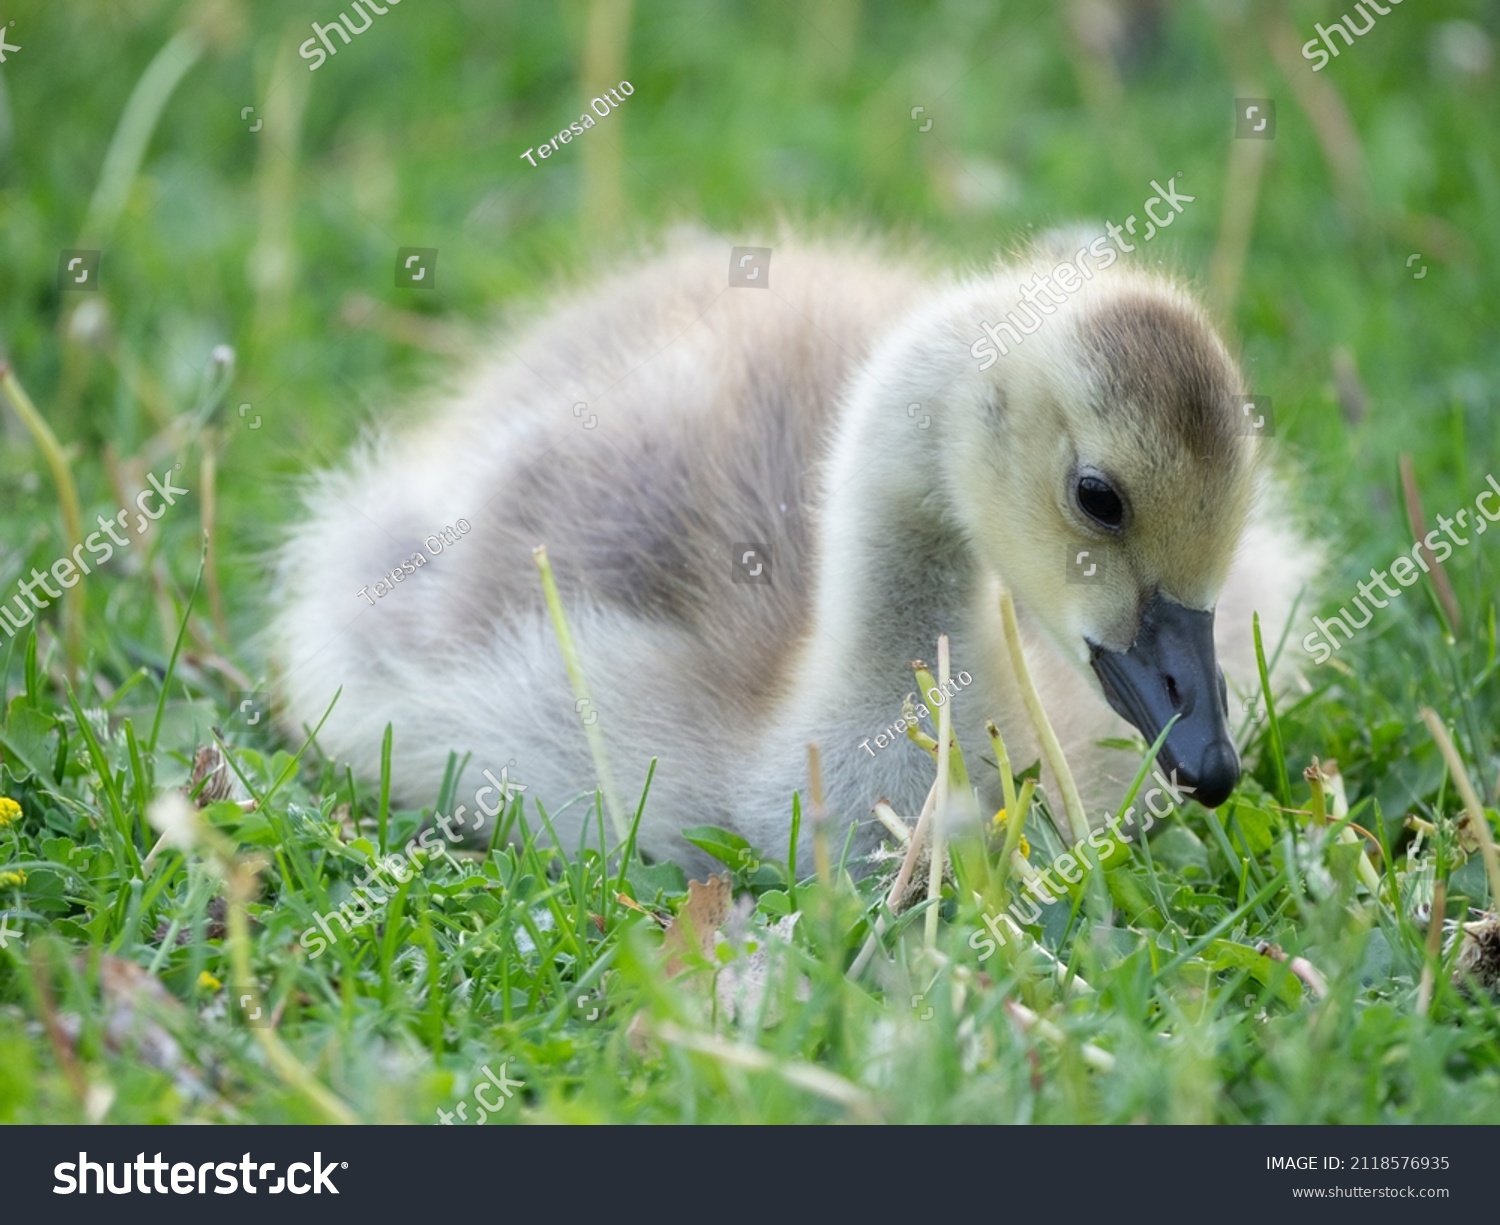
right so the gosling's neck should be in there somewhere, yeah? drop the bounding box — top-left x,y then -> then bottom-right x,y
802,295 -> 1009,699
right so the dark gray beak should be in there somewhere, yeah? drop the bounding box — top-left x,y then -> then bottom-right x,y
1088,593 -> 1239,808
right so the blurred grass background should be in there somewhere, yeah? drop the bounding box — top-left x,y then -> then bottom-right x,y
0,0 -> 1498,1123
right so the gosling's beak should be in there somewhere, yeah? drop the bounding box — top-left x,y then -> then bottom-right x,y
1088,593 -> 1240,808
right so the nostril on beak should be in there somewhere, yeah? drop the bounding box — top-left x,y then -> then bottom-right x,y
1165,675 -> 1182,709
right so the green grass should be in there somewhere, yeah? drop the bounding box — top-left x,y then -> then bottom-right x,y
1,0 -> 1498,1124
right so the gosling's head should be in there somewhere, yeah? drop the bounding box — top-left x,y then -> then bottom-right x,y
946,264 -> 1261,807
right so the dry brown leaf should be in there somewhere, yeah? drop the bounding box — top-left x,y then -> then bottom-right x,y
661,873 -> 732,977
630,874 -> 734,1055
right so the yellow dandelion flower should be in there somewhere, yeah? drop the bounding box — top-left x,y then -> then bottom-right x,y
0,869 -> 26,887
197,971 -> 222,991
0,797 -> 21,828
990,807 -> 1031,859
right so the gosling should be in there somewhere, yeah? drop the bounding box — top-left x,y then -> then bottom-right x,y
269,234 -> 1314,871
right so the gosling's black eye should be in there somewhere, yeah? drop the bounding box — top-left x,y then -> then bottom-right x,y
1077,475 -> 1124,528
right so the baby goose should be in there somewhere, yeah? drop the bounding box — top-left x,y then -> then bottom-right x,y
270,234 -> 1313,870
